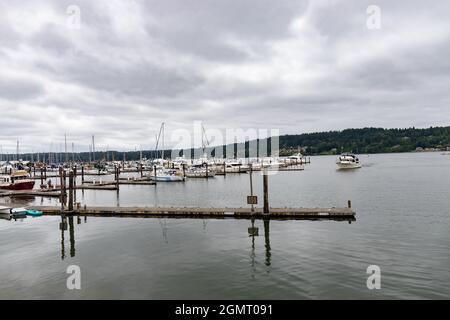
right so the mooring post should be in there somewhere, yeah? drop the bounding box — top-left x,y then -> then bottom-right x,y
182,163 -> 186,179
81,165 -> 84,184
206,162 -> 209,179
40,168 -> 44,188
73,167 -> 77,204
63,170 -> 67,208
68,171 -> 74,212
263,169 -> 269,214
249,164 -> 254,213
223,162 -> 226,177
153,165 -> 157,185
59,167 -> 64,210
44,167 -> 47,180
116,166 -> 120,190
140,163 -> 143,178
348,200 -> 352,208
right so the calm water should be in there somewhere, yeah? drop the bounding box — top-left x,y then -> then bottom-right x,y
1,152 -> 449,299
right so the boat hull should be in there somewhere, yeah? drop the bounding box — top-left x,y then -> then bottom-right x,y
0,180 -> 35,190
150,175 -> 184,182
337,163 -> 362,170
185,172 -> 215,178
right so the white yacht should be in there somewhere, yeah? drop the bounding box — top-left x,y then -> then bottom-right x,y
185,165 -> 215,178
337,154 -> 362,169
224,160 -> 248,173
148,168 -> 184,182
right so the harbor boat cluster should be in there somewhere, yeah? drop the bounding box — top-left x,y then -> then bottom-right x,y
0,150 -> 357,221
0,152 -> 310,188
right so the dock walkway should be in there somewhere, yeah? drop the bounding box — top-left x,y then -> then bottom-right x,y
27,205 -> 355,219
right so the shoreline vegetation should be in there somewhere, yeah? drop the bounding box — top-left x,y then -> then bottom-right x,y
1,126 -> 450,162
279,126 -> 450,156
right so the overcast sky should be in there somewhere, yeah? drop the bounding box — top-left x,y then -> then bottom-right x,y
1,0 -> 449,152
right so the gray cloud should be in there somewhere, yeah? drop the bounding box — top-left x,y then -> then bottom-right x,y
0,0 -> 449,152
0,77 -> 44,101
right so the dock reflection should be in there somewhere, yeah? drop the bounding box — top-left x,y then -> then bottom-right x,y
55,214 -> 353,261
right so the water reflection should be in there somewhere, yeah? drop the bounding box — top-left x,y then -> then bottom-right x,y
59,214 -> 88,260
248,217 -> 272,277
263,218 -> 271,267
55,214 -> 351,264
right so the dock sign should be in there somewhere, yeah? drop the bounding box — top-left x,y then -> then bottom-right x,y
247,196 -> 258,205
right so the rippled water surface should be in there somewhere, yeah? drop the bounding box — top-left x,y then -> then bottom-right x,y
1,153 -> 449,299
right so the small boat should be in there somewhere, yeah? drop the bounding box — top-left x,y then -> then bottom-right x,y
225,161 -> 245,173
149,169 -> 185,182
26,209 -> 43,217
337,154 -> 362,169
185,166 -> 215,178
0,170 -> 35,190
0,205 -> 12,220
8,207 -> 28,219
287,153 -> 305,164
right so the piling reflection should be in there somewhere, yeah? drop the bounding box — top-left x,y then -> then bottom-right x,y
263,218 -> 271,267
248,217 -> 272,275
69,216 -> 75,258
248,218 -> 258,278
59,214 -> 87,260
60,215 -> 67,260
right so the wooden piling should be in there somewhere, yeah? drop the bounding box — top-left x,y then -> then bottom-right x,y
263,169 -> 269,214
59,167 -> 64,210
249,164 -> 254,213
73,167 -> 77,204
68,171 -> 74,212
40,168 -> 44,188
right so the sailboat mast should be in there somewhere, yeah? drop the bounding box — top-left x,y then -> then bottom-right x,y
64,133 -> 68,163
92,135 -> 96,162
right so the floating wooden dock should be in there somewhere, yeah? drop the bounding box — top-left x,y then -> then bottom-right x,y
26,205 -> 355,219
0,190 -> 62,198
83,180 -> 156,186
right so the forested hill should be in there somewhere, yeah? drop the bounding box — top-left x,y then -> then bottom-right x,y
279,126 -> 450,155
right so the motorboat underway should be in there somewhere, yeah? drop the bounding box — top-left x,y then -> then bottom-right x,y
337,154 -> 362,169
0,170 -> 35,190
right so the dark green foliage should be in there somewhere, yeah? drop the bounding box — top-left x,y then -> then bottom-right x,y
279,126 -> 450,155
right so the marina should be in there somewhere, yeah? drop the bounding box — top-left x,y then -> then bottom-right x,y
1,152 -> 449,299
0,153 -> 353,221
